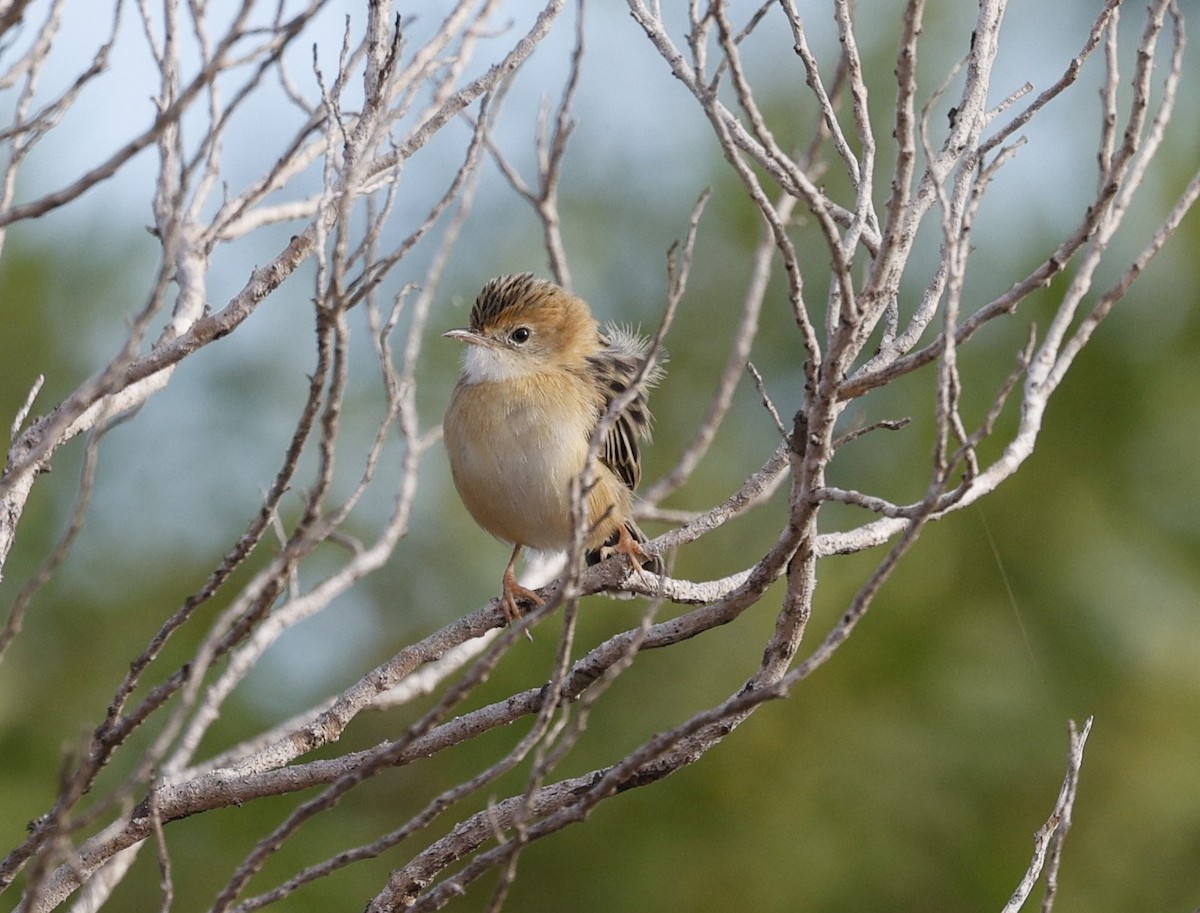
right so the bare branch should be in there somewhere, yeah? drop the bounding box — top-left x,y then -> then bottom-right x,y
1002,718 -> 1094,913
2,1 -> 1194,909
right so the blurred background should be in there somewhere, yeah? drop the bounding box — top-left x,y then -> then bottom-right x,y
0,1 -> 1197,911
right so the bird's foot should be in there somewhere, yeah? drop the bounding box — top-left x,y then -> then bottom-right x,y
501,567 -> 544,627
611,523 -> 658,581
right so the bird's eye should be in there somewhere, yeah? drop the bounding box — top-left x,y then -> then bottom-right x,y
509,326 -> 531,344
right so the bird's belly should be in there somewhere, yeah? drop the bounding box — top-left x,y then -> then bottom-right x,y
446,393 -> 591,551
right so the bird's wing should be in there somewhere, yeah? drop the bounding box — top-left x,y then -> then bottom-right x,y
588,327 -> 661,492
603,403 -> 643,491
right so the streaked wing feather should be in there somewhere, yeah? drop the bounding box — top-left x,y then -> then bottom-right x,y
587,325 -> 661,493
603,412 -> 641,491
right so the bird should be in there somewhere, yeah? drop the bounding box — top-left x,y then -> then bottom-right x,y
443,273 -> 663,624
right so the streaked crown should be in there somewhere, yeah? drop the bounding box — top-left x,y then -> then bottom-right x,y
470,273 -> 563,330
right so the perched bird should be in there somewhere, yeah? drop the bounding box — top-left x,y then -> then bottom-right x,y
443,273 -> 663,623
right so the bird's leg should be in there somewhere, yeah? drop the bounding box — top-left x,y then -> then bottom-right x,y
612,522 -> 652,579
500,543 -> 544,624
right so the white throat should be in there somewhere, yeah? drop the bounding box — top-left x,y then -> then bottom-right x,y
461,344 -> 528,384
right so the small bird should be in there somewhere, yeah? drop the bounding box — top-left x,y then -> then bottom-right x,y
443,273 -> 663,623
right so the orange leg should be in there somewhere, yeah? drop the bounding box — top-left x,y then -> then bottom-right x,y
500,543 -> 544,624
611,523 -> 652,577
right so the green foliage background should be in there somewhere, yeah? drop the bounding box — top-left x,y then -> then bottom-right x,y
1,2 -> 1198,911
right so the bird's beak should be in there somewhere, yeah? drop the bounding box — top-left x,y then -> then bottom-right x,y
443,328 -> 491,346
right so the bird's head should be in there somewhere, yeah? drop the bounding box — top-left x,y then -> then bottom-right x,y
445,274 -> 600,383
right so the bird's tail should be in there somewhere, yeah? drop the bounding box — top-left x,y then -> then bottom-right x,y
586,520 -> 664,576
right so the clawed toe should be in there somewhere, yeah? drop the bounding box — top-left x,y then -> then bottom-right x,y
610,523 -> 661,580
500,576 -> 544,623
